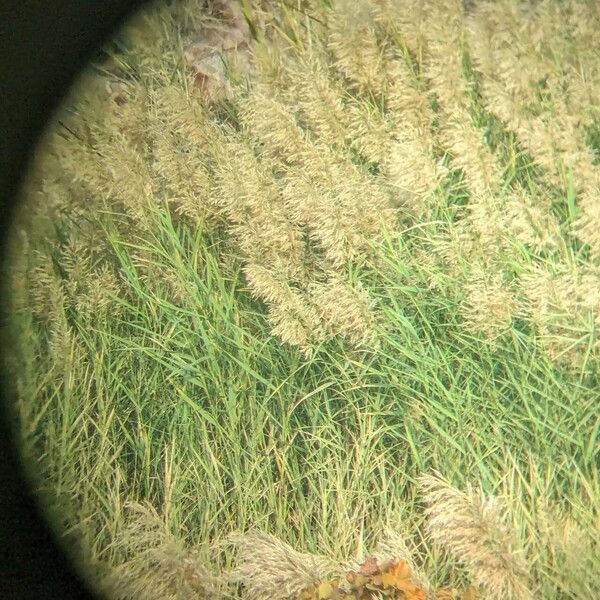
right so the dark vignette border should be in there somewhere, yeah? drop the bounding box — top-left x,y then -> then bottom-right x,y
0,1 -> 147,597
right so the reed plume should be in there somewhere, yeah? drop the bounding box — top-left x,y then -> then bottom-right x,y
461,266 -> 520,342
534,499 -> 600,598
97,502 -> 223,600
520,265 -> 600,366
326,0 -> 390,98
419,473 -> 533,600
228,531 -> 343,600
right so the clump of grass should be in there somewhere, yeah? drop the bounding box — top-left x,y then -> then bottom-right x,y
94,502 -> 224,600
2,1 -> 600,600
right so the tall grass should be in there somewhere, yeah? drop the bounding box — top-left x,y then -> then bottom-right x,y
3,0 -> 600,598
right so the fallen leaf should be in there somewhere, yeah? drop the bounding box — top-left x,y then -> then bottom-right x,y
461,586 -> 479,600
346,572 -> 369,587
358,556 -> 380,576
183,45 -> 232,104
318,581 -> 334,599
435,588 -> 459,600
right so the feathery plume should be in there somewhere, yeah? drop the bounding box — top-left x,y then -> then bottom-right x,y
534,498 -> 600,598
346,98 -> 394,166
385,127 -> 446,218
461,266 -> 520,342
97,502 -> 222,600
288,51 -> 349,151
371,0 -> 429,61
228,531 -> 343,600
520,265 -> 600,366
244,263 -> 324,353
438,108 -> 504,198
421,0 -> 470,113
309,275 -> 378,347
326,0 -> 390,98
386,57 -> 434,132
501,187 -> 561,254
419,473 -> 533,600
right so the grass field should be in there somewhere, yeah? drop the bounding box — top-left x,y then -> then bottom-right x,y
3,0 -> 600,598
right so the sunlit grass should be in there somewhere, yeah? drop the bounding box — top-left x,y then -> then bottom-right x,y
3,0 -> 599,598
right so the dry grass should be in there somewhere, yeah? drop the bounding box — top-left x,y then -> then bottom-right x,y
227,531 -> 344,600
94,502 -> 224,600
88,474 -> 597,600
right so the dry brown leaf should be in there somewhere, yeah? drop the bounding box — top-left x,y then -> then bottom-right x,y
436,586 -> 479,600
461,586 -> 479,600
358,557 -> 380,577
436,588 -> 460,600
183,44 -> 232,104
297,547 -> 473,600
